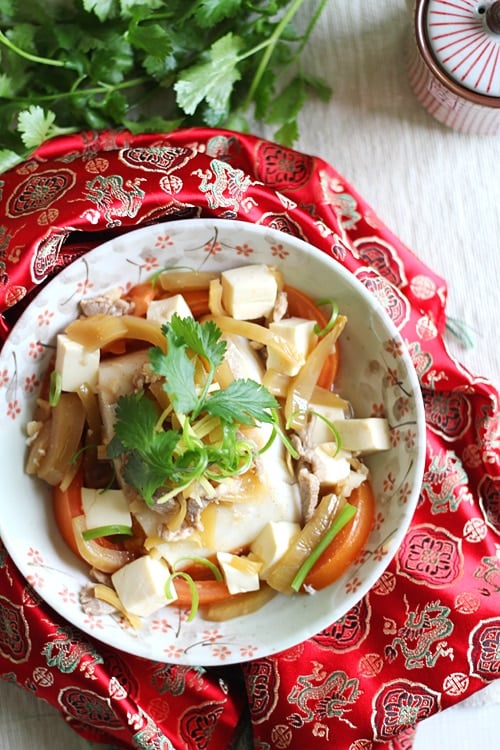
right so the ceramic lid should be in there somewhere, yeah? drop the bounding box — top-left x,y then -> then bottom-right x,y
425,0 -> 500,97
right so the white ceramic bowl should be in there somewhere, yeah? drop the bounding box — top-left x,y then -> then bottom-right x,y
0,218 -> 426,666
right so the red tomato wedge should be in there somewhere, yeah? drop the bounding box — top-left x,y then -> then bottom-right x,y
304,481 -> 375,590
53,470 -> 84,558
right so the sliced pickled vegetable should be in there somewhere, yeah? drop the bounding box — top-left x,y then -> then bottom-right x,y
202,584 -> 276,621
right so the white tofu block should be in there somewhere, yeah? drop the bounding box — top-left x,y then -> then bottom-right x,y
146,294 -> 193,324
331,418 -> 391,454
310,444 -> 352,486
267,317 -> 316,376
55,333 -> 100,392
221,264 -> 278,320
250,520 -> 301,579
217,551 -> 261,594
111,555 -> 173,617
81,487 -> 132,530
307,406 -> 347,445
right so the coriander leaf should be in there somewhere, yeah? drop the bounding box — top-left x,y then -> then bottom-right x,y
126,21 -> 172,57
0,149 -> 24,172
264,74 -> 307,126
121,451 -> 169,506
205,379 -> 279,425
110,391 -> 159,451
273,119 -> 299,148
174,32 -> 243,118
0,73 -> 16,98
17,106 -> 76,148
168,315 -> 227,368
119,0 -> 164,19
301,71 -> 333,101
149,331 -> 198,415
82,0 -> 118,22
194,0 -> 243,28
123,115 -> 183,134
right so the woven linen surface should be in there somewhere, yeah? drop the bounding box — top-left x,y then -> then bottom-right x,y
0,128 -> 498,750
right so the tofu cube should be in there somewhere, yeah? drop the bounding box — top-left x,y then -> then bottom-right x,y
331,418 -> 391,454
221,264 -> 278,320
267,317 -> 316,376
216,551 -> 261,595
55,333 -> 100,392
111,556 -> 173,617
146,294 -> 193,324
310,444 -> 352,486
81,487 -> 132,531
250,521 -> 301,579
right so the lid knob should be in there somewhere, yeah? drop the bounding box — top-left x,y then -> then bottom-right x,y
485,1 -> 500,34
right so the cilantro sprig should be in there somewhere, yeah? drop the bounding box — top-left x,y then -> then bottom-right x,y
107,315 -> 281,506
0,0 -> 331,172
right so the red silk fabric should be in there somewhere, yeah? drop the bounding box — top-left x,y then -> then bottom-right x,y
0,128 -> 498,750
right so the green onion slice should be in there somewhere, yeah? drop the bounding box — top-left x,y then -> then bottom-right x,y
313,298 -> 339,337
173,556 -> 223,581
308,409 -> 342,456
49,370 -> 62,407
165,571 -> 199,622
290,502 -> 357,592
81,524 -> 134,541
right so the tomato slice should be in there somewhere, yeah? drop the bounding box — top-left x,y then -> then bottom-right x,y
53,470 -> 84,557
285,285 -> 340,387
304,481 -> 375,590
174,578 -> 232,608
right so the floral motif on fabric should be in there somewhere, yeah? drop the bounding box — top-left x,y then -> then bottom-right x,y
478,474 -> 500,535
397,524 -> 463,586
31,231 -> 71,284
57,685 -> 122,728
468,617 -> 500,681
312,597 -> 371,652
245,658 -> 280,723
5,170 -> 76,217
103,650 -> 139,697
179,699 -> 226,749
257,212 -> 306,239
423,390 -> 472,440
353,236 -> 407,288
119,145 -> 196,173
372,679 -> 440,740
255,142 -> 313,190
0,595 -> 31,663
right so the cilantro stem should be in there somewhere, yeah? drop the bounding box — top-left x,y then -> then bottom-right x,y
243,0 -> 310,110
11,76 -> 150,105
0,30 -> 73,69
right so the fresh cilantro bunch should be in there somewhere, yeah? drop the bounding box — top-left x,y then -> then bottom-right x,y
107,314 -> 281,506
0,0 -> 331,173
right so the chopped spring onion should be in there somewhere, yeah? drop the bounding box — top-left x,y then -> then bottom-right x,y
165,571 -> 199,622
174,556 -> 223,581
49,370 -> 62,407
313,298 -> 339,337
308,408 -> 342,456
290,502 -> 357,592
82,524 -> 134,541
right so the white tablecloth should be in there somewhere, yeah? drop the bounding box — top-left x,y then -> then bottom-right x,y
0,1 -> 498,747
